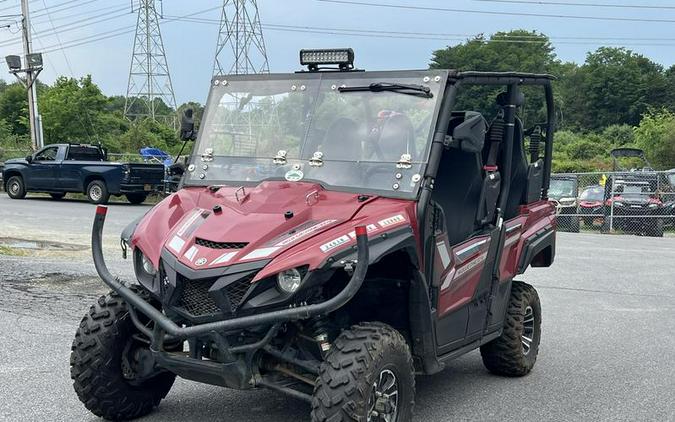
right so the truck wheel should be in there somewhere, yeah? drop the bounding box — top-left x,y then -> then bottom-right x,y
86,180 -> 110,204
50,193 -> 65,200
480,280 -> 541,377
70,289 -> 175,420
126,193 -> 148,205
311,322 -> 415,422
6,176 -> 26,199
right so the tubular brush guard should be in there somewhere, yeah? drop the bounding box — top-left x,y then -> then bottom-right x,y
91,206 -> 370,339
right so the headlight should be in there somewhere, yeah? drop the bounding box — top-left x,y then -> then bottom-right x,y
613,202 -> 625,207
277,268 -> 303,294
141,253 -> 157,276
559,197 -> 576,206
648,203 -> 658,209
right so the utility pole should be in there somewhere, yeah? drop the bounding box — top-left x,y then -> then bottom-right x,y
16,0 -> 43,150
124,0 -> 177,127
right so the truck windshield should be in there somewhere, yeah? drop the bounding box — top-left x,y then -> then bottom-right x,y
184,70 -> 446,198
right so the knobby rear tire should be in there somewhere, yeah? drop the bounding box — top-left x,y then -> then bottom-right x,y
480,280 -> 541,377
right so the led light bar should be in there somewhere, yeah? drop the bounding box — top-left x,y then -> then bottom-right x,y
300,48 -> 354,71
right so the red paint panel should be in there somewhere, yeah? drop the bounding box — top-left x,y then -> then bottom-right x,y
437,235 -> 491,317
131,182 -> 417,277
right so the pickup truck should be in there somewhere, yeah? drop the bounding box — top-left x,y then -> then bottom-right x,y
2,144 -> 165,204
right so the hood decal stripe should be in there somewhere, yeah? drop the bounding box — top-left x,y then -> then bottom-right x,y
242,247 -> 280,260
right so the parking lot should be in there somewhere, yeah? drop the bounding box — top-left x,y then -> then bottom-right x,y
0,194 -> 674,422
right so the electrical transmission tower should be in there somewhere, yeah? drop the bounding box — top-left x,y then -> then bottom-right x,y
212,0 -> 275,156
213,0 -> 270,76
124,0 -> 177,126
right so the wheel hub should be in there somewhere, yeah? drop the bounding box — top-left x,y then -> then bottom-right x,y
522,305 -> 535,355
90,186 -> 102,201
367,369 -> 399,422
9,181 -> 19,195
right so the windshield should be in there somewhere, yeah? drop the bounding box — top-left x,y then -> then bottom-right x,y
616,183 -> 650,197
580,186 -> 604,201
185,70 -> 446,198
549,179 -> 576,199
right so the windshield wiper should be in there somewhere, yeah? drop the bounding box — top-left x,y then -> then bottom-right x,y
338,82 -> 433,98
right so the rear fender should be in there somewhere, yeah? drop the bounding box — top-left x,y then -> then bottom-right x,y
517,226 -> 555,273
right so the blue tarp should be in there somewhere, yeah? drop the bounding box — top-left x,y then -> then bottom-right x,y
140,147 -> 172,166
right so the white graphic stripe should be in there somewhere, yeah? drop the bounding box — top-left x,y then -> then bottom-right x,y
168,236 -> 185,253
242,247 -> 280,260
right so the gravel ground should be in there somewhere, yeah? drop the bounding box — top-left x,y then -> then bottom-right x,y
0,194 -> 673,422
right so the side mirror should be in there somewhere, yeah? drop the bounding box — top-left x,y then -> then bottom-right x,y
25,155 -> 33,163
180,109 -> 196,141
450,113 -> 486,153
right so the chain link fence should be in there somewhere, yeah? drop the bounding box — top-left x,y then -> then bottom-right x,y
551,171 -> 675,237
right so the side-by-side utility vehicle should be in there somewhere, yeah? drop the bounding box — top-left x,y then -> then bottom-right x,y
71,49 -> 557,422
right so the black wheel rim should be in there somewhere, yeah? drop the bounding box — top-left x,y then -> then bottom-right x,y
522,305 -> 535,355
367,368 -> 399,422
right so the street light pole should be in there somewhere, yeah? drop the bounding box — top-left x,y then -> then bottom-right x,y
20,0 -> 42,151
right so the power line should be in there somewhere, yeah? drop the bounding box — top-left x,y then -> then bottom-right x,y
26,5 -> 221,54
0,7 -> 131,47
471,0 -> 675,10
315,0 -> 675,24
166,16 -> 675,46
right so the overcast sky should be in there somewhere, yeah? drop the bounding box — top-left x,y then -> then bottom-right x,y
1,0 -> 674,105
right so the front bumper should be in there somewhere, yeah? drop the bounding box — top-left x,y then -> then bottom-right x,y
92,206 -> 369,340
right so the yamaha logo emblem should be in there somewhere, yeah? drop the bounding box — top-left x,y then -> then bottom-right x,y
195,257 -> 207,266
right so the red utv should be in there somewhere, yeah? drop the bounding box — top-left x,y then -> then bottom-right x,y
578,184 -> 605,228
71,49 -> 557,422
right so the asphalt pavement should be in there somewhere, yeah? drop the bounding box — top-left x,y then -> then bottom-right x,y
0,194 -> 673,422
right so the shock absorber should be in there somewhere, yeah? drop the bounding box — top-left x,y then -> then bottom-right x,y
308,317 -> 332,357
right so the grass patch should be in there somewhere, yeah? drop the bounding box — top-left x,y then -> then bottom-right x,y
0,245 -> 27,256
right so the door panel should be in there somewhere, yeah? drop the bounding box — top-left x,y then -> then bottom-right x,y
57,162 -> 82,190
26,146 -> 59,190
434,234 -> 491,348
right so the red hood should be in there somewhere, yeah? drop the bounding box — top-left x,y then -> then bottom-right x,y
131,182 -> 416,277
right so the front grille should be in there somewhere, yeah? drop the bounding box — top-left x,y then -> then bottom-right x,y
176,278 -> 221,317
224,274 -> 255,312
174,273 -> 256,317
195,238 -> 248,250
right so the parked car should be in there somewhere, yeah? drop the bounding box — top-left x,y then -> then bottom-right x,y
2,144 -> 165,204
549,175 -> 579,232
578,184 -> 605,227
603,179 -> 664,237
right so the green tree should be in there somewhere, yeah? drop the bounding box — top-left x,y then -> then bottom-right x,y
0,82 -> 29,136
430,30 -> 560,121
633,109 -> 675,170
563,48 -> 669,131
38,76 -> 110,144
